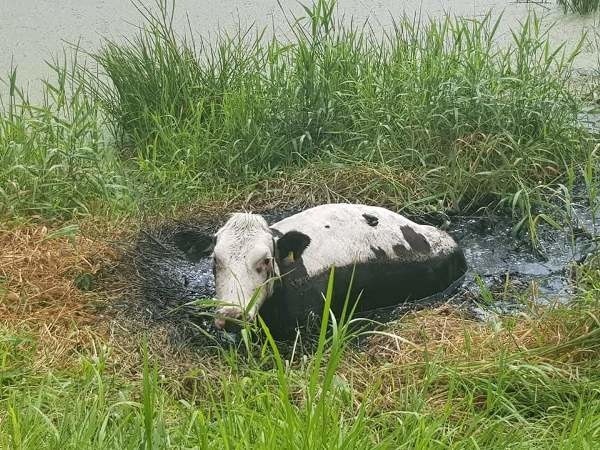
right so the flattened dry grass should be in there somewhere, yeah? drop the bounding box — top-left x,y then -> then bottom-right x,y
137,163 -> 425,226
0,221 -> 124,368
247,164 -> 425,211
0,219 -> 227,378
363,304 -> 563,365
0,223 -> 117,324
339,301 -> 600,423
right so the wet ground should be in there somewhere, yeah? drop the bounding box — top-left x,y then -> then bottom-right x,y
371,180 -> 600,322
122,185 -> 599,345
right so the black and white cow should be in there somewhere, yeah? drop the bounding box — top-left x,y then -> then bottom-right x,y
202,204 -> 467,337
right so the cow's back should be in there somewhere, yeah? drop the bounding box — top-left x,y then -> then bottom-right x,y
259,204 -> 467,337
271,204 -> 458,276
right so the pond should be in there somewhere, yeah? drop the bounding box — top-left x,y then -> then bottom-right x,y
125,188 -> 599,344
1,0 -> 598,95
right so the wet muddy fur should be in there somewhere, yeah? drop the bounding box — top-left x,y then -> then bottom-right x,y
259,247 -> 468,338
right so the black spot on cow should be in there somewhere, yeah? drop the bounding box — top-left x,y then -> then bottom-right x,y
276,230 -> 311,259
324,225 -> 330,229
401,226 -> 431,254
362,213 -> 379,227
370,246 -> 387,259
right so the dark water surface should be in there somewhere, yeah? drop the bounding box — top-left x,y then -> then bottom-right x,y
127,193 -> 599,344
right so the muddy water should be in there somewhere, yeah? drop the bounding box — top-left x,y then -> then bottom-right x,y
365,186 -> 600,323
1,0 -> 598,93
126,192 -> 599,345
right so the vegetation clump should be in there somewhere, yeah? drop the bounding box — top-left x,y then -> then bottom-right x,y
557,0 -> 600,15
1,0 -> 596,231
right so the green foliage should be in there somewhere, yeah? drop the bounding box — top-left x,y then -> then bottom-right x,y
92,1 -> 588,179
0,0 -> 597,236
2,269 -> 600,448
557,0 -> 600,15
0,55 -> 132,219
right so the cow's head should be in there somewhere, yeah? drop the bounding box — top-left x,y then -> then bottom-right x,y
193,213 -> 311,330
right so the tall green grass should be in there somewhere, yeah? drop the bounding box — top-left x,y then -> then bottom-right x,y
557,0 -> 600,15
2,267 -> 600,448
1,0 -> 597,226
93,1 -> 589,173
0,55 -> 132,219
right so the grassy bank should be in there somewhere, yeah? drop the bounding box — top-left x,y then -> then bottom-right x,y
2,246 -> 600,448
1,0 -> 597,229
2,0 -> 600,447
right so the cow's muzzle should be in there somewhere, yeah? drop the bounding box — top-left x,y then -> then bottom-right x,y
214,306 -> 244,331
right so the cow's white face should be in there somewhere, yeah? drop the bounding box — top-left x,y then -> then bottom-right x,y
212,214 -> 276,328
211,213 -> 312,330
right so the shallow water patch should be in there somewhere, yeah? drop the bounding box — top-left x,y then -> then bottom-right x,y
118,199 -> 599,344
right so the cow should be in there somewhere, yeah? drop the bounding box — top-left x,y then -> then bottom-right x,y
197,204 -> 467,338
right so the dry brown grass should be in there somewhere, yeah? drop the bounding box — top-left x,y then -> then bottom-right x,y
0,219 -> 229,380
0,219 -> 129,369
335,301 -> 599,412
1,223 -> 111,323
252,164 -> 424,210
172,164 -> 425,220
363,305 -> 558,365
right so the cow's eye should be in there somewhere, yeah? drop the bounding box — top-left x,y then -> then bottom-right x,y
256,258 -> 272,274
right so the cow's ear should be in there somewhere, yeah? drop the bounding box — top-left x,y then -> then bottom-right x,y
275,230 -> 311,264
173,231 -> 215,262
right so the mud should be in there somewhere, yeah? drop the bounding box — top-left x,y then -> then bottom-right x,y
116,187 -> 599,345
112,208 -> 303,346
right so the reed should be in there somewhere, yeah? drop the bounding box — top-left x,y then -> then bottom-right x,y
0,0 -> 596,237
557,0 -> 600,15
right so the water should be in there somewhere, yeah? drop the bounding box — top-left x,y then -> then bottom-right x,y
1,0 -> 598,94
124,192 -> 599,344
